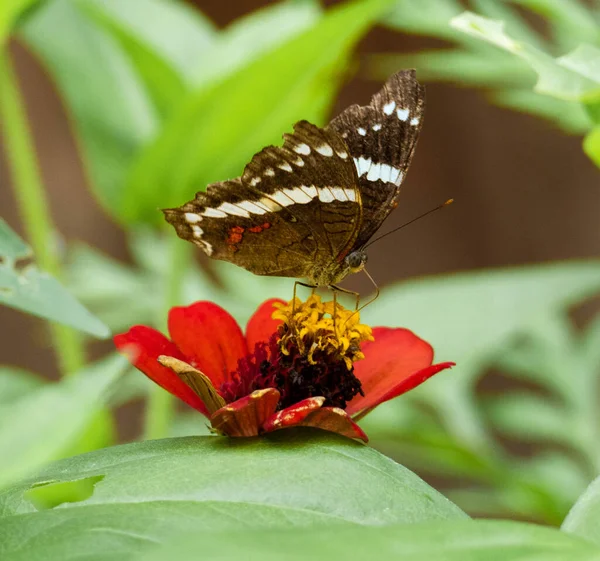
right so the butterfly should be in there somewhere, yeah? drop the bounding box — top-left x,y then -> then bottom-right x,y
163,70 -> 425,288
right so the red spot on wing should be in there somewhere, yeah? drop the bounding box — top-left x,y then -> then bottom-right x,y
227,226 -> 245,249
227,223 -> 271,252
248,222 -> 271,233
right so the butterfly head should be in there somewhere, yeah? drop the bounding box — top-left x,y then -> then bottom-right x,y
345,250 -> 368,275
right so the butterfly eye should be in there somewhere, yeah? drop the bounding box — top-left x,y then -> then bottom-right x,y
345,251 -> 367,272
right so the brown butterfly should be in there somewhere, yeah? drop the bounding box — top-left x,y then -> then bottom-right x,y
164,70 -> 424,289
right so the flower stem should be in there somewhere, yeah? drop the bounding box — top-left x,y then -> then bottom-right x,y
143,235 -> 191,440
0,48 -> 85,376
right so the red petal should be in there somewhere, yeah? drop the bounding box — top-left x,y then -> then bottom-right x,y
168,301 -> 248,388
211,388 -> 280,437
301,407 -> 368,442
347,327 -> 448,417
366,362 -> 455,413
262,396 -> 325,433
245,298 -> 285,352
114,326 -> 208,415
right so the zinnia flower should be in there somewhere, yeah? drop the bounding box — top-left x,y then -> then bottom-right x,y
114,295 -> 453,442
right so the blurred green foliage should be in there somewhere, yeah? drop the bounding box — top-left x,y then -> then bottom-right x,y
1,0 -> 600,559
19,0 -> 392,224
370,0 -> 600,162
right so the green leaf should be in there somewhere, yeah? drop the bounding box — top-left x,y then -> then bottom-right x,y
583,125 -> 600,167
0,219 -> 110,338
451,12 -> 600,102
120,0 -> 394,224
18,0 -> 158,215
0,355 -> 126,489
147,520 -> 600,561
563,476 -> 600,547
0,0 -> 36,45
0,432 -> 466,560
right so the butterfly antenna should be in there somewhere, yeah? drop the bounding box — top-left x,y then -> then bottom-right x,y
363,198 -> 454,249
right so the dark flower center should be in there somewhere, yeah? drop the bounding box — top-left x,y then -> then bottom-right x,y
219,333 -> 364,410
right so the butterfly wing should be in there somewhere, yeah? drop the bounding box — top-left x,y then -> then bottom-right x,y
164,121 -> 362,281
327,69 -> 425,248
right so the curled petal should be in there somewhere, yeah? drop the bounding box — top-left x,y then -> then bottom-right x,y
211,388 -> 280,437
158,356 -> 226,415
262,396 -> 325,433
300,407 -> 368,442
168,301 -> 248,388
348,327 -> 440,417
245,298 -> 285,352
114,326 -> 208,415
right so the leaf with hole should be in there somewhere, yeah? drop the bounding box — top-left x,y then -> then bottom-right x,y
0,431 -> 466,560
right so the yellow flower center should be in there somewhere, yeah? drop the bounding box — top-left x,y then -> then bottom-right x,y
273,294 -> 374,370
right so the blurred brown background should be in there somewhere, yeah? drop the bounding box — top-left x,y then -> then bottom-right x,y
1,0 -> 599,385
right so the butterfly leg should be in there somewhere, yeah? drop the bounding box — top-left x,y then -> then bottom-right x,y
293,281 -> 317,304
329,284 -> 361,336
292,281 -> 318,332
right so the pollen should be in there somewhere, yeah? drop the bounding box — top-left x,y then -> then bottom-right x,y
273,294 -> 374,370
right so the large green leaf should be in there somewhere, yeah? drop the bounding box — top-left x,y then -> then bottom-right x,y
144,520 -> 600,561
0,355 -> 126,489
0,219 -> 109,337
563,476 -> 600,547
0,431 -> 465,560
120,0 -> 394,224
